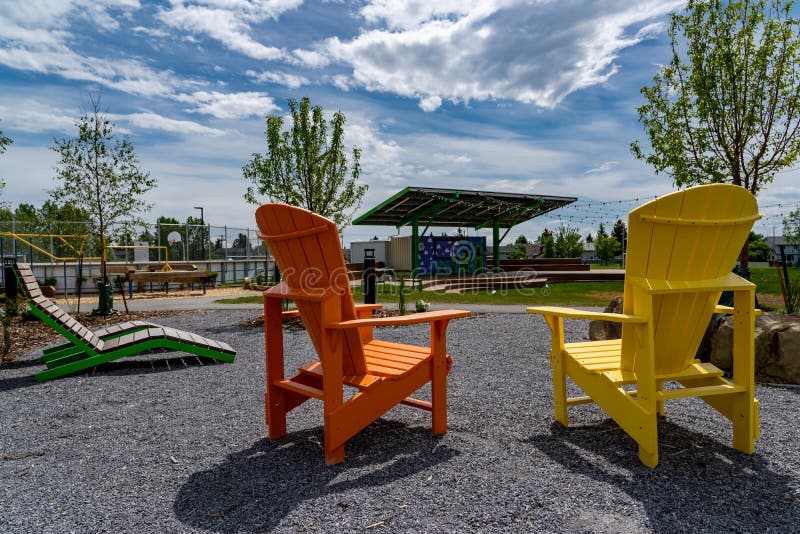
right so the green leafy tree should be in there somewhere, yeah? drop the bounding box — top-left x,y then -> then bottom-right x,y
585,233 -> 594,243
156,216 -> 182,262
186,215 -> 211,261
748,239 -> 772,261
243,96 -> 366,229
632,0 -> 800,267
37,200 -> 92,259
515,234 -> 528,245
50,95 -> 157,284
0,121 -> 11,203
784,208 -> 800,243
554,224 -> 584,258
597,222 -> 608,239
542,235 -> 555,258
594,234 -> 622,265
612,219 -> 627,248
507,242 -> 528,260
537,228 -> 553,244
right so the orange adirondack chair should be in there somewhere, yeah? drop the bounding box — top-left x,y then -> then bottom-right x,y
527,184 -> 761,467
255,203 -> 470,464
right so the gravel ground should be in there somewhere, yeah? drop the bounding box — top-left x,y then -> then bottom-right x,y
1,310 -> 798,533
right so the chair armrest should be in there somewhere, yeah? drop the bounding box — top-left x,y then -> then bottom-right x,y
526,306 -> 648,323
326,309 -> 470,329
629,273 -> 754,294
714,305 -> 762,316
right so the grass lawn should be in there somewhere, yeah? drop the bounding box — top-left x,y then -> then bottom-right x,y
216,265 -> 797,308
217,281 -> 624,307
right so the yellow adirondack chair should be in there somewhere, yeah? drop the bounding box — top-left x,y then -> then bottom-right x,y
255,203 -> 470,464
527,184 -> 761,467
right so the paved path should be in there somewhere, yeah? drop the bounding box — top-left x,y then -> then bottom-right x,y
70,295 -> 598,315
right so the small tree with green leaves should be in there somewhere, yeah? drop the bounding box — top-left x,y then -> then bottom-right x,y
745,231 -> 771,262
785,208 -> 800,245
0,122 -> 11,203
612,219 -> 627,248
554,224 -> 584,258
632,0 -> 800,268
50,95 -> 156,289
243,96 -> 366,229
594,234 -> 622,265
507,242 -> 528,260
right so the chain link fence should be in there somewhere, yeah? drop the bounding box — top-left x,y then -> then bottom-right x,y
0,220 -> 267,263
0,219 -> 274,292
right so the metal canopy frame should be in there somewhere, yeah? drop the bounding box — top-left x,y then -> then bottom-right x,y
352,187 -> 577,272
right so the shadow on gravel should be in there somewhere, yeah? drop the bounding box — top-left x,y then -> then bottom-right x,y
526,421 -> 798,531
174,420 -> 458,532
0,355 -> 225,392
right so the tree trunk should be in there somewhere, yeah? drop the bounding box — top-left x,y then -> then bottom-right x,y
739,242 -> 749,270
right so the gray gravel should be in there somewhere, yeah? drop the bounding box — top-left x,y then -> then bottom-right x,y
1,310 -> 798,533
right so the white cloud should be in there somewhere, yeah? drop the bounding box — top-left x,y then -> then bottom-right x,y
433,152 -> 472,164
0,1 -> 187,98
585,161 -> 619,174
246,69 -> 310,88
176,91 -> 278,118
360,0 -> 483,31
116,112 -> 227,136
131,25 -> 169,38
1,0 -> 141,33
291,48 -> 330,68
418,96 -> 442,112
301,0 -> 684,110
157,0 -> 302,60
0,102 -> 78,134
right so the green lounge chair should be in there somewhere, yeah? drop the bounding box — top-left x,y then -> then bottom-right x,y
9,262 -> 236,382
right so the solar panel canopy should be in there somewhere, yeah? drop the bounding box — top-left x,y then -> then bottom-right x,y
353,187 -> 576,229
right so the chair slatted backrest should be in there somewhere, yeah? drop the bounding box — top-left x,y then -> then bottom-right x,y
255,204 -> 366,376
622,184 -> 759,374
12,263 -> 103,351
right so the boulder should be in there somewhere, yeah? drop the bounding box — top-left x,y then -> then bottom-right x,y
590,297 -> 800,384
588,296 -> 624,341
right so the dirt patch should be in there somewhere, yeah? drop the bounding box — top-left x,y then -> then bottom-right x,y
2,309 -> 191,365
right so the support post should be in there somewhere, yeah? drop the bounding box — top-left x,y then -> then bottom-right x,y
411,218 -> 419,276
493,219 -> 501,273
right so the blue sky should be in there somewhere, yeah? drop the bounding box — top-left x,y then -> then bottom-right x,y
0,0 -> 798,245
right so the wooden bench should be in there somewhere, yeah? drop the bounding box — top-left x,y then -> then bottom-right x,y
125,270 -> 215,296
146,263 -> 197,272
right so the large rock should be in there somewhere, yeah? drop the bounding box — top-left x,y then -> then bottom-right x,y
704,312 -> 800,384
588,296 -> 624,341
590,297 -> 800,384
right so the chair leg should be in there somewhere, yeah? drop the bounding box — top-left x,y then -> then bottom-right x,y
656,380 -> 665,417
324,411 -> 345,464
266,388 -> 287,439
637,414 -> 659,468
324,440 -> 345,465
431,357 -> 447,435
431,320 -> 448,435
731,394 -> 756,454
551,352 -> 569,427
